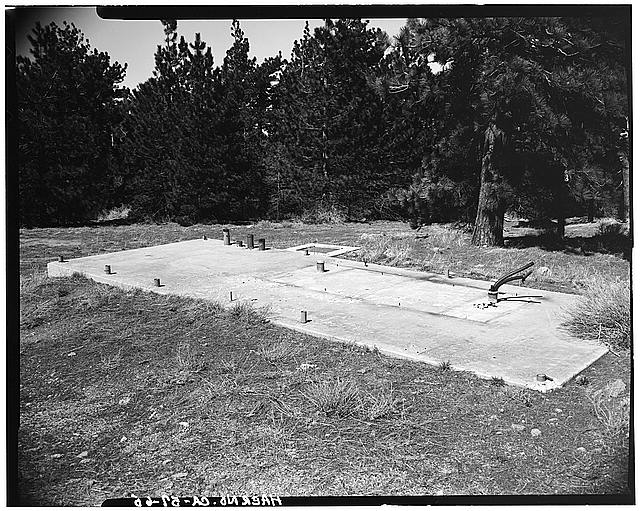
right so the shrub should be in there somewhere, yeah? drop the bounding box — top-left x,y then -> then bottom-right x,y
299,204 -> 346,224
597,218 -> 627,237
563,278 -> 631,351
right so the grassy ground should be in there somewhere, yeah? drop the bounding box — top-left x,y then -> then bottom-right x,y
17,220 -> 631,504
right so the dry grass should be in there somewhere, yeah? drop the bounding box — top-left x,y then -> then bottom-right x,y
586,388 -> 630,450
16,221 -> 632,503
357,235 -> 414,266
175,342 -> 207,373
95,205 -> 131,223
297,205 -> 347,225
229,301 -> 271,324
562,278 -> 631,352
302,378 -> 361,418
362,384 -> 404,420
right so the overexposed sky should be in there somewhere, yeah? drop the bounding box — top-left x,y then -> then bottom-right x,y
13,7 -> 407,89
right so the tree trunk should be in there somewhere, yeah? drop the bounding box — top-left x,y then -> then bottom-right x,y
472,123 -> 506,246
556,216 -> 565,239
587,200 -> 595,223
619,149 -> 630,223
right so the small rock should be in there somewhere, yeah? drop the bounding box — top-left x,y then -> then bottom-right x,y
77,451 -> 89,458
606,379 -> 626,398
120,436 -> 127,443
118,396 -> 131,406
511,424 -> 525,432
179,421 -> 189,428
68,352 -> 77,357
576,447 -> 587,453
549,418 -> 558,422
488,415 -> 498,421
79,458 -> 92,464
357,368 -> 370,374
554,408 -> 563,413
163,459 -> 172,465
51,453 -> 63,458
171,472 -> 188,479
530,428 -> 542,437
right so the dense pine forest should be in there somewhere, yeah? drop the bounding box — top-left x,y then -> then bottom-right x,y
16,16 -> 630,246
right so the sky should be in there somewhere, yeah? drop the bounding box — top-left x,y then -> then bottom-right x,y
13,7 -> 407,90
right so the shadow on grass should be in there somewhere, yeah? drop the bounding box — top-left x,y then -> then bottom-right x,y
505,233 -> 631,261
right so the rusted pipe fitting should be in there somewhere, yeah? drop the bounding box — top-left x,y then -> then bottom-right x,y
203,234 -> 207,240
316,261 -> 325,273
237,240 -> 243,247
58,255 -> 65,263
104,264 -> 111,274
536,374 -> 547,382
304,248 -> 309,256
300,310 -> 308,323
488,291 -> 498,303
229,291 -> 234,301
154,278 -> 161,287
247,234 -> 254,249
258,238 -> 266,251
223,228 -> 230,245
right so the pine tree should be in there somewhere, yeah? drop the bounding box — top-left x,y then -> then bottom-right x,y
386,16 -> 628,245
17,21 -> 127,226
266,19 -> 393,219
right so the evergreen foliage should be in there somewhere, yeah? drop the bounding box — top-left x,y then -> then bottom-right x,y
17,21 -> 127,226
380,17 -> 628,244
16,16 -> 628,233
265,19 -> 399,220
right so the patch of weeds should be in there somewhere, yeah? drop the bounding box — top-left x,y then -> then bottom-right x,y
229,302 -> 271,325
362,385 -> 404,420
259,341 -> 295,364
586,388 -> 630,447
96,204 -> 131,222
358,235 -> 413,266
175,342 -> 206,373
563,277 -> 630,352
438,360 -> 452,372
302,377 -> 361,418
490,376 -> 505,387
575,374 -> 590,386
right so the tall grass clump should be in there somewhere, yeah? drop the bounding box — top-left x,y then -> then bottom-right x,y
358,235 -> 413,266
563,277 -> 631,351
302,378 -> 361,417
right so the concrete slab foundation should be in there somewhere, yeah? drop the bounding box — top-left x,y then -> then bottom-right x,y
47,238 -> 607,391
